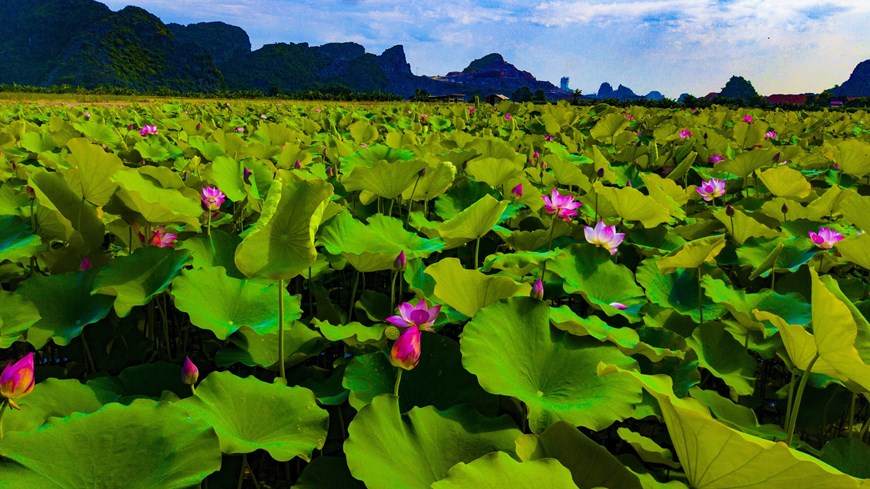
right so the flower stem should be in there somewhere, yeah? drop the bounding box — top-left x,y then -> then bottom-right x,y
406,174 -> 421,226
347,270 -> 360,322
697,267 -> 704,324
393,369 -> 403,397
390,270 -> 397,309
848,392 -> 857,438
540,218 -> 557,281
786,354 -> 819,446
783,369 -> 796,435
190,384 -> 196,397
0,398 -> 8,440
277,279 -> 286,383
474,237 -> 481,269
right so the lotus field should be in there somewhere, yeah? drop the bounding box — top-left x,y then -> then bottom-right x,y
1,100 -> 870,488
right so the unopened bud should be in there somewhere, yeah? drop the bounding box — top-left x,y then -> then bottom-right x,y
726,205 -> 734,216
597,168 -> 605,178
530,279 -> 544,300
181,357 -> 199,385
393,251 -> 407,271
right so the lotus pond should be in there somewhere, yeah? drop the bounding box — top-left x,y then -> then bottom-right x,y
0,100 -> 868,488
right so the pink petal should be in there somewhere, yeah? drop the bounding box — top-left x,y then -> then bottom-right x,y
386,315 -> 412,328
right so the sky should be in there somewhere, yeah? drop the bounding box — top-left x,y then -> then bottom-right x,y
99,0 -> 870,99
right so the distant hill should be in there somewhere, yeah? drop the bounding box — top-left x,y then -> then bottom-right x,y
167,22 -> 251,67
718,76 -> 759,100
832,59 -> 870,97
434,53 -> 564,99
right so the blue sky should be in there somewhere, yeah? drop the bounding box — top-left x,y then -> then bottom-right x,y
100,0 -> 870,98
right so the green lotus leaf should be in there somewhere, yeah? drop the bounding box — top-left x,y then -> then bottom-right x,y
590,112 -> 630,142
0,185 -> 30,217
215,323 -> 327,369
837,233 -> 870,270
343,158 -> 426,199
171,266 -> 302,339
73,120 -> 121,147
666,149 -> 697,183
517,421 -> 643,489
210,155 -> 246,202
433,451 -> 577,489
713,207 -> 780,244
438,194 -> 508,248
548,244 -> 646,315
187,135 -> 225,161
493,219 -> 573,251
19,129 -> 57,153
593,182 -> 670,228
235,171 -> 332,280
827,139 -> 870,179
17,269 -> 114,348
702,276 -> 810,330
134,137 -> 182,162
63,138 -> 124,206
839,193 -> 870,233
641,172 -> 691,219
616,427 -> 680,469
0,215 -> 41,264
344,394 -> 521,489
545,157 -> 593,192
732,119 -> 768,149
177,229 -> 243,278
756,166 -> 812,199
312,318 -> 384,343
425,257 -> 530,317
685,322 -> 756,398
466,156 -> 524,188
1,378 -> 118,434
340,144 -> 415,175
753,311 -> 840,377
461,297 -> 642,433
92,246 -> 190,317
657,235 -> 726,273
715,148 -> 771,178
637,259 -> 725,323
737,236 -> 815,278
110,166 -> 203,228
294,456 -> 366,489
0,400 -> 221,489
178,371 -> 328,461
342,334 -> 497,414
0,290 -> 40,349
319,211 -> 443,272
820,438 -> 870,479
402,160 -> 456,201
29,168 -> 104,254
688,387 -> 785,439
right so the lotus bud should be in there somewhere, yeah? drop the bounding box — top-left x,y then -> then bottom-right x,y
530,279 -> 544,300
79,257 -> 91,271
511,183 -> 523,199
726,205 -> 734,216
294,160 -> 302,169
25,186 -> 35,199
393,251 -> 407,271
609,302 -> 628,310
181,357 -> 199,385
781,203 -> 788,215
243,167 -> 252,183
0,352 -> 35,409
597,168 -> 605,178
389,326 -> 421,370
326,167 -> 335,177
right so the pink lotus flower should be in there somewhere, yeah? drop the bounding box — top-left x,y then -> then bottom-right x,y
181,357 -> 199,385
679,129 -> 692,140
235,127 -> 245,133
84,111 -> 91,118
505,113 -> 512,120
584,221 -> 625,255
696,178 -> 726,202
387,299 -> 441,370
544,135 -> 554,141
79,257 -> 91,271
468,107 -> 475,114
609,302 -> 628,310
625,113 -> 633,120
530,279 -> 544,300
808,227 -> 844,249
542,188 -> 582,222
260,114 -> 267,119
708,154 -> 724,164
139,125 -> 158,137
316,108 -> 322,113
743,115 -> 753,123
765,131 -> 777,140
511,183 -> 523,198
201,186 -> 226,212
393,250 -> 407,271
149,226 -> 177,248
0,352 -> 35,409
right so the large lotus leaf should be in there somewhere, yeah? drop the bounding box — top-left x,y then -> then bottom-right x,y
343,159 -> 426,199
545,157 -> 593,192
215,323 -> 327,369
715,148 -> 771,178
91,246 -> 190,317
756,166 -> 812,199
0,291 -> 40,348
313,318 -> 384,344
294,456 -> 366,489
685,322 -> 756,398
63,138 -> 124,206
837,233 -> 870,270
134,137 -> 182,162
210,156 -> 246,202
702,276 -> 810,331
438,194 -> 509,248
466,157 -> 524,188
820,438 -> 870,479
177,229 -> 243,278
657,235 -> 726,273
713,207 -> 780,244
548,244 -> 646,314
401,160 -> 456,201
839,193 -> 870,233
616,427 -> 681,469
641,172 -> 690,220
171,266 -> 302,339
0,215 -> 41,264
461,297 -> 641,433
178,371 -> 328,461
593,182 -> 670,228
827,139 -> 870,179
637,259 -> 725,323
732,120 -> 768,149
425,257 -> 529,317
111,166 -> 203,227
516,421 -> 643,489
2,378 -> 118,434
753,311 -> 840,377
0,400 -> 221,489
29,168 -> 104,254
17,269 -> 113,348
737,236 -> 815,278
344,395 -> 521,489
19,129 -> 57,153
342,334 -> 497,414
72,120 -> 121,147
320,212 -> 444,272
235,171 -> 332,280
339,144 -> 414,174
600,363 -> 864,487
432,451 -> 577,489
590,112 -> 630,142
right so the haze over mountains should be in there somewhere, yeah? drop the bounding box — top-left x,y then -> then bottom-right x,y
1,0 -> 868,100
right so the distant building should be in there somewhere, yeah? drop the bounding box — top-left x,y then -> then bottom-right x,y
427,94 -> 466,103
486,94 -> 509,104
560,76 -> 570,92
767,94 -> 807,105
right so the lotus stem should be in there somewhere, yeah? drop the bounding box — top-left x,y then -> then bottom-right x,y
540,218 -> 557,280
406,174 -> 421,225
307,267 -> 313,317
347,270 -> 360,322
81,329 -> 97,374
390,270 -> 397,309
388,198 -> 395,217
0,398 -> 8,440
697,267 -> 704,324
786,353 -> 819,446
848,392 -> 856,438
277,279 -> 286,382
393,369 -> 403,397
474,237 -> 481,269
783,369 -> 796,435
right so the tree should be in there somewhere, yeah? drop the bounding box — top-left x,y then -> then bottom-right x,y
511,86 -> 533,102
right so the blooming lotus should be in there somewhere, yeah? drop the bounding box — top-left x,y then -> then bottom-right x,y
696,178 -> 726,202
584,221 -> 625,255
765,130 -> 777,140
387,300 -> 441,370
181,357 -> 199,385
139,125 -> 158,137
468,107 -> 475,114
708,154 -> 724,164
544,135 -> 554,141
542,188 -> 582,222
679,129 -> 692,140
150,226 -> 177,248
808,227 -> 844,249
512,183 -> 523,198
1,352 -> 35,409
743,115 -> 753,123
201,186 -> 226,212
505,113 -> 512,120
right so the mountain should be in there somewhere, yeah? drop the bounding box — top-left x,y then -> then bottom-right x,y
717,76 -> 759,100
832,59 -> 870,97
434,53 -> 564,98
167,22 -> 251,67
595,82 -> 641,101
